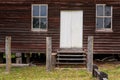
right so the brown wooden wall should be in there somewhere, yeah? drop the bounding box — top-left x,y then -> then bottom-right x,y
0,0 -> 120,54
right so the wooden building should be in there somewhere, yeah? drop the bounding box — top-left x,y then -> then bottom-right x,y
0,0 -> 120,64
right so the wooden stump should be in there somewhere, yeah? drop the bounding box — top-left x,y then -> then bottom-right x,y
93,64 -> 108,80
16,53 -> 22,64
93,64 -> 99,77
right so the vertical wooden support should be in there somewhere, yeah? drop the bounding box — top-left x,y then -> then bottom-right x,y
26,54 -> 30,64
52,53 -> 57,69
16,53 -> 22,64
5,36 -> 11,73
46,37 -> 52,71
0,53 -> 3,63
87,36 -> 94,72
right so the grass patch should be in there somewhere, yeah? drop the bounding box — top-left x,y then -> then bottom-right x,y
0,63 -> 120,80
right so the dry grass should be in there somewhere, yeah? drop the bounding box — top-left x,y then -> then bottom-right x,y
0,63 -> 120,80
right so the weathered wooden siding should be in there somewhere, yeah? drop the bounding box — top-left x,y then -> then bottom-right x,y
83,0 -> 120,54
0,0 -> 120,54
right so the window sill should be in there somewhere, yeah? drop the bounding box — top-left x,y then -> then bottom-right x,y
95,29 -> 113,33
31,29 -> 47,32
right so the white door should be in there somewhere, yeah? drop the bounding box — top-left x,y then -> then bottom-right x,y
60,11 -> 83,48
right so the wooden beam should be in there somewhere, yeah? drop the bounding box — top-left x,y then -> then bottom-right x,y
5,36 -> 11,73
46,37 -> 52,71
87,36 -> 93,72
0,64 -> 29,67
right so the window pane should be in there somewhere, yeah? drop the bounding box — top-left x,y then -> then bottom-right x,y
40,18 -> 47,29
104,18 -> 111,28
40,6 -> 47,16
33,18 -> 39,28
97,5 -> 103,16
105,6 -> 111,16
96,18 -> 103,29
33,6 -> 39,16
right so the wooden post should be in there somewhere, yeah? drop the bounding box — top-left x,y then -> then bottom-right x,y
5,36 -> 11,73
52,53 -> 57,69
16,53 -> 22,64
26,54 -> 30,64
0,53 -> 3,63
87,36 -> 93,72
46,37 -> 52,71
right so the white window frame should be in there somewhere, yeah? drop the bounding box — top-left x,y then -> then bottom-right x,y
96,4 -> 113,32
31,4 -> 48,32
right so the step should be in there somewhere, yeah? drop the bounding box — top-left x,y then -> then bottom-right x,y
57,48 -> 86,53
56,48 -> 87,66
57,54 -> 86,57
57,58 -> 86,61
56,62 -> 86,65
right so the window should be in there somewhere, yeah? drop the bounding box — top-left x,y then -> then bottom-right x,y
96,4 -> 112,31
32,4 -> 48,31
